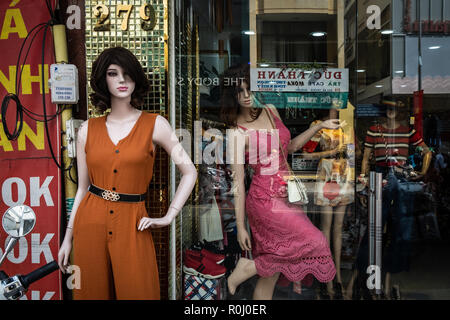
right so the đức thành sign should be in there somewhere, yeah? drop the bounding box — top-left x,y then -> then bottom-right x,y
250,68 -> 349,109
0,1 -> 62,300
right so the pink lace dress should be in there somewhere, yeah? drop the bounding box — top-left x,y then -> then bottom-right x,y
237,109 -> 336,285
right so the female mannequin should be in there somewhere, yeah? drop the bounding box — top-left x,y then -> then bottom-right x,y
57,47 -> 197,299
301,109 -> 353,299
347,97 -> 431,299
219,64 -> 340,300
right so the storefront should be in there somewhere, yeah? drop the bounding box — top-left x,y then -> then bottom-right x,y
178,0 -> 450,300
1,0 -> 449,301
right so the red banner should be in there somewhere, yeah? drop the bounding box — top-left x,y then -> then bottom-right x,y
0,1 -> 61,299
413,90 -> 424,139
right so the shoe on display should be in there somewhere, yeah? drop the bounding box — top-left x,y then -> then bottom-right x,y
183,254 -> 226,279
391,285 -> 401,300
184,248 -> 225,264
201,248 -> 225,264
190,240 -> 225,256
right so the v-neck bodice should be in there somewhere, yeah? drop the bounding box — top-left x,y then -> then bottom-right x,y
237,108 -> 291,171
85,112 -> 158,194
104,111 -> 144,147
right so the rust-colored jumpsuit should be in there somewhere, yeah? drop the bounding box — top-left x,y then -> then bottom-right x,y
72,112 -> 160,300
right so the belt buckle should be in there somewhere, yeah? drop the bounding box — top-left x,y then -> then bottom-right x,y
101,189 -> 120,201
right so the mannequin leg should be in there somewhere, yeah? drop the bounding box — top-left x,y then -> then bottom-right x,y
345,269 -> 358,300
253,272 -> 281,300
320,206 -> 334,295
333,205 -> 347,284
321,206 -> 333,243
384,272 -> 391,298
227,257 -> 257,295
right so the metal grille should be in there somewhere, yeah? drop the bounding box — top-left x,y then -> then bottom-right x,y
173,2 -> 199,299
85,0 -> 169,299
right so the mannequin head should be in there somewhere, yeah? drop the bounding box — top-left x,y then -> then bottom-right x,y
105,64 -> 136,100
90,47 -> 150,113
382,96 -> 409,123
219,64 -> 262,127
237,81 -> 253,109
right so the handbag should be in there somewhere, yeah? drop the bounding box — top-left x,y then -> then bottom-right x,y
323,160 -> 343,200
264,108 -> 309,205
323,180 -> 341,201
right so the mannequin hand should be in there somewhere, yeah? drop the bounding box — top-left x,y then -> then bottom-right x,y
409,172 -> 423,181
57,239 -> 72,274
333,144 -> 347,155
321,119 -> 345,130
357,174 -> 368,187
358,194 -> 368,207
237,228 -> 252,251
138,216 -> 172,231
330,198 -> 342,207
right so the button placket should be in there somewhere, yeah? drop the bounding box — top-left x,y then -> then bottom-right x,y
111,149 -> 118,199
106,204 -> 114,240
107,145 -> 121,241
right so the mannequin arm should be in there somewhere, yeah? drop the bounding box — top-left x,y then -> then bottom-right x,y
418,142 -> 432,176
231,162 -> 246,232
288,121 -> 342,154
58,120 -> 91,272
361,147 -> 372,176
300,144 -> 345,159
229,129 -> 247,231
151,115 -> 197,224
229,128 -> 252,251
287,122 -> 327,154
264,104 -> 341,154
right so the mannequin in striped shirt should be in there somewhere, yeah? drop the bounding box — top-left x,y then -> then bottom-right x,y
361,98 -> 430,177
347,97 -> 431,300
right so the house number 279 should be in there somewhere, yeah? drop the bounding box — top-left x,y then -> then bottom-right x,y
93,3 -> 157,31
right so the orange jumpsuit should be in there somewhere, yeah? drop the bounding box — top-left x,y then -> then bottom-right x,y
72,112 -> 160,300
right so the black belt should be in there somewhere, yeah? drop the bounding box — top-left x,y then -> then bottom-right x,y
88,185 -> 146,202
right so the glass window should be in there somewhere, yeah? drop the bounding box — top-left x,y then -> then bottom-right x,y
178,0 -> 450,301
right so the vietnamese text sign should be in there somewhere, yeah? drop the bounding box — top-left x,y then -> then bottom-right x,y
250,68 -> 349,92
0,1 -> 61,300
251,68 -> 349,109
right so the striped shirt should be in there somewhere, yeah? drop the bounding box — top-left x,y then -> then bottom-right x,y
365,124 -> 423,166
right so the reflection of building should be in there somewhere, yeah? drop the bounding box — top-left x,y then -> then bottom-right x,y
392,0 -> 450,95
345,0 -> 450,150
345,0 -> 450,99
344,0 -> 392,102
249,0 -> 346,68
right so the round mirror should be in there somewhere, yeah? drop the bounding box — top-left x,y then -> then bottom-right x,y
2,205 -> 36,238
